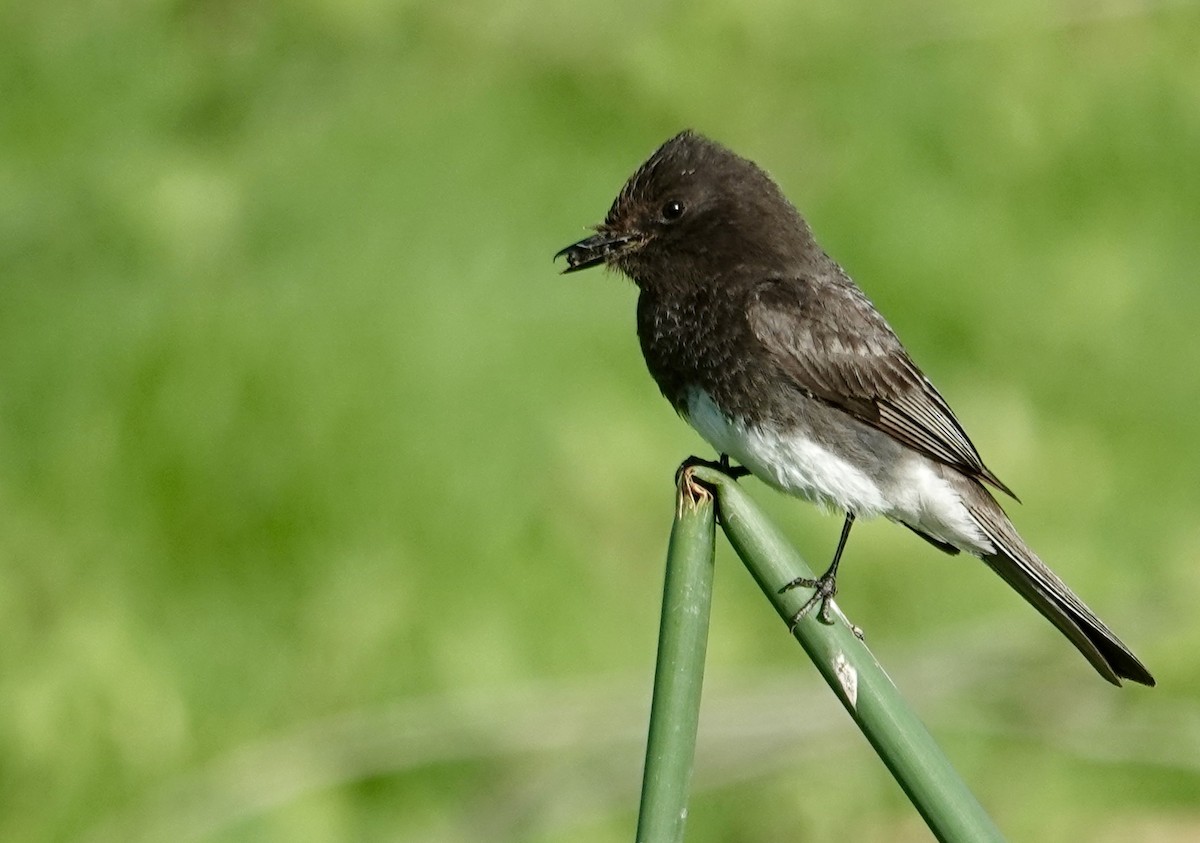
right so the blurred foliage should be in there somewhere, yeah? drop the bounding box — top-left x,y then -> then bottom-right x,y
2,0 -> 1199,840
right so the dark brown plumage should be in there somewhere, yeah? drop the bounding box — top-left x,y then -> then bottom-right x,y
557,130 -> 1154,686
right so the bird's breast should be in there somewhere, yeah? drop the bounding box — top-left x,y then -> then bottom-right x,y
636,287 -> 763,417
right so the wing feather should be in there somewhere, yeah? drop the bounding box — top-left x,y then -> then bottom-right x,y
748,276 -> 1016,498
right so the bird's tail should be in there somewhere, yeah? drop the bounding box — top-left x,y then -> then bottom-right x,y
969,499 -> 1154,686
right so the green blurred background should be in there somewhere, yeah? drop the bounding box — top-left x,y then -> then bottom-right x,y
3,1 -> 1199,840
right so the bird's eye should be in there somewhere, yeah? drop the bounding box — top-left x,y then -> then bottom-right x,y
661,200 -> 685,222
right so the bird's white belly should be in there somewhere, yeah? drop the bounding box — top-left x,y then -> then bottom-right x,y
683,388 -> 992,552
684,389 -> 889,515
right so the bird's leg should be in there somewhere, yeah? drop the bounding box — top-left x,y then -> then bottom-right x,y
717,453 -> 751,478
780,512 -> 856,628
674,453 -> 750,486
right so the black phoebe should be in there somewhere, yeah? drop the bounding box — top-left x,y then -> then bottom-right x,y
556,130 -> 1153,687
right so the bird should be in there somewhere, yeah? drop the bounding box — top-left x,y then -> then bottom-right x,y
555,129 -> 1154,687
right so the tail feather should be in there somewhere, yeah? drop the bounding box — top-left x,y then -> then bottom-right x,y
969,501 -> 1155,687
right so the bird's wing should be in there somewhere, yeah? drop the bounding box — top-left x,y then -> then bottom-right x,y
747,276 -> 1016,498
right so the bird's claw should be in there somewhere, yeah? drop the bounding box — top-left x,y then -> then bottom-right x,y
674,454 -> 750,486
781,572 -> 839,630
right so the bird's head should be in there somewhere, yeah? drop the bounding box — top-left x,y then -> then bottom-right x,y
555,130 -> 811,289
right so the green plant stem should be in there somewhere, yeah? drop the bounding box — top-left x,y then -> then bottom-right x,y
689,465 -> 1005,843
635,477 -> 717,843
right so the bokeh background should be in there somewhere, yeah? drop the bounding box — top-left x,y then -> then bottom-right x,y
4,1 -> 1200,840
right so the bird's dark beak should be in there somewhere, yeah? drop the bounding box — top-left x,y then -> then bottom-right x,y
554,231 -> 637,274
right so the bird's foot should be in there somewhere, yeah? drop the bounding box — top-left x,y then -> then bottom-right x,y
780,571 -> 839,629
673,454 -> 750,486
780,512 -> 854,631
